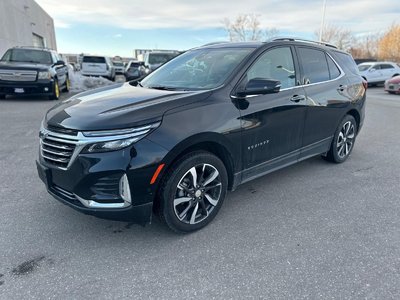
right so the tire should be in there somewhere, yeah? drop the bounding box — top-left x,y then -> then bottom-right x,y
158,151 -> 228,233
49,80 -> 60,100
0,94 -> 6,100
324,115 -> 357,163
62,76 -> 70,92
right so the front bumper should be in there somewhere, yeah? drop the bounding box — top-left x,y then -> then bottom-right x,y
384,82 -> 400,94
0,79 -> 54,96
36,136 -> 169,223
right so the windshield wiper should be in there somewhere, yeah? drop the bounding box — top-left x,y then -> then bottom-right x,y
147,85 -> 179,91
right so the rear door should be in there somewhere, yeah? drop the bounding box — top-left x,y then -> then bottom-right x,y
296,46 -> 351,158
82,56 -> 107,75
380,63 -> 396,80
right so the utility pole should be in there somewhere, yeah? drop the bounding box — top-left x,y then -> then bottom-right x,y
319,0 -> 327,42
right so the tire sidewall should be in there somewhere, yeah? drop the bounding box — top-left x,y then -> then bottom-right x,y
161,152 -> 228,233
331,115 -> 357,163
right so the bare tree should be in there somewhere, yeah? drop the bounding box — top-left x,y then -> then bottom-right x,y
315,24 -> 354,50
223,14 -> 279,42
350,34 -> 381,59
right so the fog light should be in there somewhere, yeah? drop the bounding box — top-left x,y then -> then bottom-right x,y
44,87 -> 49,92
119,174 -> 132,204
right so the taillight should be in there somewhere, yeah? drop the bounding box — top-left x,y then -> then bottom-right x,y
362,79 -> 368,90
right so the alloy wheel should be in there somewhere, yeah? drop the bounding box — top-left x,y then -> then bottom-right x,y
173,163 -> 222,224
337,121 -> 355,159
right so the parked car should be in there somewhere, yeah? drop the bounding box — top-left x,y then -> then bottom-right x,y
112,61 -> 125,75
124,61 -> 144,80
384,75 -> 400,94
141,51 -> 180,74
358,61 -> 400,86
36,38 -> 366,232
81,55 -> 115,81
0,47 -> 70,100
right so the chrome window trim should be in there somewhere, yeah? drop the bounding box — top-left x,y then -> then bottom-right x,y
231,51 -> 346,99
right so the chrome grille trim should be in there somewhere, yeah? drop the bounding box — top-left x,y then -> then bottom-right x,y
0,70 -> 37,82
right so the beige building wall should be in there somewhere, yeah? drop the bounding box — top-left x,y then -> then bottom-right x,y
0,0 -> 56,57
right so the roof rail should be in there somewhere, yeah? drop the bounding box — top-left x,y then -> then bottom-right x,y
201,41 -> 230,47
270,37 -> 338,49
14,45 -> 54,50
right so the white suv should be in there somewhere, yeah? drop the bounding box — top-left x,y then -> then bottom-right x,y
81,55 -> 115,81
358,62 -> 400,86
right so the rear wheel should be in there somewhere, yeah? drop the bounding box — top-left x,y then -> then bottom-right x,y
62,76 -> 70,92
158,151 -> 228,233
324,115 -> 357,163
49,80 -> 60,100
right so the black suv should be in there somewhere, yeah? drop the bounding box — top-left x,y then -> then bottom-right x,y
0,47 -> 69,100
36,39 -> 366,232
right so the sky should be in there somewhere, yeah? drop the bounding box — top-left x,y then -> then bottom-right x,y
35,0 -> 399,57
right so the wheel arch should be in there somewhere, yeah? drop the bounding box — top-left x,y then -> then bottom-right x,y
346,109 -> 361,131
157,133 -> 238,191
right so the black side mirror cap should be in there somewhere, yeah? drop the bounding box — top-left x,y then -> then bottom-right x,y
237,78 -> 281,97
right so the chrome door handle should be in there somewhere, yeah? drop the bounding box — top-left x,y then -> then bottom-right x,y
290,95 -> 306,102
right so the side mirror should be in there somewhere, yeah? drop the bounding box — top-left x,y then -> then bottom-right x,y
237,78 -> 281,97
55,60 -> 65,66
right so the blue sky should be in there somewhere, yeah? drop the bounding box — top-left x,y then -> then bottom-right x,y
35,0 -> 399,57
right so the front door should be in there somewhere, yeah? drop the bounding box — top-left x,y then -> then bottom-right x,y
235,46 -> 307,179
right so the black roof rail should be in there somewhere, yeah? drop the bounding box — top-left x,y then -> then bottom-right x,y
201,41 -> 230,47
269,37 -> 338,49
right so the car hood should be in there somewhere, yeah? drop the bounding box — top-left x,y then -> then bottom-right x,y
45,83 -> 211,131
0,61 -> 50,71
387,75 -> 400,84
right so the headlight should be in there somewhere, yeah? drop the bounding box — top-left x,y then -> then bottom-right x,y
81,122 -> 160,153
38,71 -> 51,80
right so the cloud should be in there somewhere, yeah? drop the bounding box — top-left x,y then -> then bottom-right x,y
35,0 -> 399,34
54,19 -> 71,29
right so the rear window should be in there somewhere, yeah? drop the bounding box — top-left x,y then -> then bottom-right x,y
297,47 -> 330,84
333,51 -> 359,75
83,56 -> 106,63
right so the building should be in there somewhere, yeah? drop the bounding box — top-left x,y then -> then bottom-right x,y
0,0 -> 57,57
133,49 -> 179,61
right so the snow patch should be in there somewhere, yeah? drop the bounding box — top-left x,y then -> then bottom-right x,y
68,71 -> 115,92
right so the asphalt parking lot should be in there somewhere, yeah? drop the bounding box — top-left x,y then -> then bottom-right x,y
0,88 -> 399,299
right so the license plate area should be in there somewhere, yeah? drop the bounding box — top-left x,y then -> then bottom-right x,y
14,88 -> 24,93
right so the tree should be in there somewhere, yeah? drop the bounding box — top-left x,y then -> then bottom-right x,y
223,14 -> 278,42
378,24 -> 400,61
315,24 -> 354,50
350,34 -> 381,59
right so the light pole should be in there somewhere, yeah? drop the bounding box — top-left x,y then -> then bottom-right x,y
319,0 -> 327,42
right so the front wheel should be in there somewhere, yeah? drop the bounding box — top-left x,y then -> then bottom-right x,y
158,151 -> 228,233
324,115 -> 357,163
62,76 -> 71,92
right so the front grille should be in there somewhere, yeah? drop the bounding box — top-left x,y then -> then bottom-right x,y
41,133 -> 78,168
0,70 -> 37,82
46,125 -> 78,136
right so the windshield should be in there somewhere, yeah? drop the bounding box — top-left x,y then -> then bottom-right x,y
113,62 -> 123,66
1,49 -> 52,64
358,64 -> 373,72
141,48 -> 253,90
148,53 -> 178,65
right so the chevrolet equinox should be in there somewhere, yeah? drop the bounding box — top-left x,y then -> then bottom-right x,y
37,38 -> 366,232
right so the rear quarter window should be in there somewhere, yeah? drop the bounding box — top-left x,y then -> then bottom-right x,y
83,56 -> 106,63
332,51 -> 359,75
297,47 -> 330,84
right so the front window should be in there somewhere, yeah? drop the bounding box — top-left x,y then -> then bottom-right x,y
140,48 -> 253,90
1,49 -> 52,64
358,64 -> 372,72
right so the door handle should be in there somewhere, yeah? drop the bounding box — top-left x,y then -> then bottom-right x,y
290,95 -> 306,102
337,85 -> 348,92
